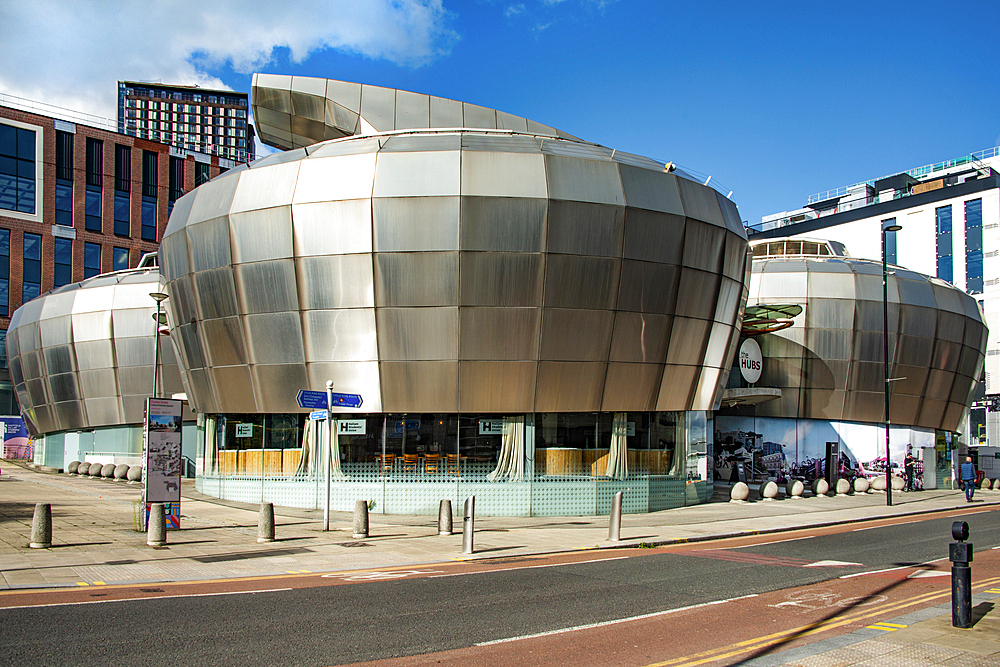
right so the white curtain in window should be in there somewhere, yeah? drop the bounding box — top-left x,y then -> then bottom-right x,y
606,412 -> 628,480
205,415 -> 218,475
487,416 -> 525,482
330,419 -> 344,480
295,418 -> 314,477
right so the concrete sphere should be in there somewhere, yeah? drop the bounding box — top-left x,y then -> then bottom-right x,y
990,479 -> 999,491
835,478 -> 851,495
113,464 -> 130,480
730,482 -> 750,502
871,476 -> 887,491
101,463 -> 116,478
66,461 -> 80,474
759,481 -> 779,500
786,480 -> 805,497
854,477 -> 870,493
88,462 -> 104,476
126,466 -> 142,482
811,478 -> 830,496
890,475 -> 905,491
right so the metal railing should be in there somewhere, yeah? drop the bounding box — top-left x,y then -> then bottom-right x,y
0,92 -> 118,132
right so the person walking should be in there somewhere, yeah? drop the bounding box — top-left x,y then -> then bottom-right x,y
904,449 -> 915,492
960,456 -> 977,502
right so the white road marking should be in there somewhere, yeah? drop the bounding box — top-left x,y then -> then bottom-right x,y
428,556 -> 629,579
804,560 -> 862,568
730,535 -> 815,549
853,520 -> 921,532
0,587 -> 293,611
475,594 -> 759,646
907,570 -> 949,578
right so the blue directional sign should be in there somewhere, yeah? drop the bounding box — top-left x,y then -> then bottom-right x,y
296,389 -> 364,410
330,392 -> 363,409
309,410 -> 328,421
296,390 -> 327,410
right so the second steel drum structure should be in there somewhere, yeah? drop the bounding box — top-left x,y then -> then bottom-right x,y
161,75 -> 750,515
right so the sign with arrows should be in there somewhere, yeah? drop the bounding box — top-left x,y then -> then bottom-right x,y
296,389 -> 364,410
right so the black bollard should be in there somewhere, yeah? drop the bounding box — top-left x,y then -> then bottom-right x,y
950,521 -> 973,628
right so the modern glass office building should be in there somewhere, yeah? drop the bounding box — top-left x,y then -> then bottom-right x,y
157,75 -> 750,515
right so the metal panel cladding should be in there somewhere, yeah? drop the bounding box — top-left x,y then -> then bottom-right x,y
6,269 -> 187,435
749,253 -> 986,432
160,77 -> 749,416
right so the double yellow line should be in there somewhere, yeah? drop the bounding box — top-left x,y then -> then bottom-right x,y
644,575 -> 1000,667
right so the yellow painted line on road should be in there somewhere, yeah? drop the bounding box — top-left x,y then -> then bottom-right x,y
93,581 -> 106,586
75,582 -> 89,587
866,622 -> 906,631
642,575 -> 1000,667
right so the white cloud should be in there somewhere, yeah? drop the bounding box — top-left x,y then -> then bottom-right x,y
0,0 -> 457,119
505,4 -> 526,18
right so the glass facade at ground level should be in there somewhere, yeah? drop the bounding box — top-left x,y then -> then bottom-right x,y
196,410 -> 712,515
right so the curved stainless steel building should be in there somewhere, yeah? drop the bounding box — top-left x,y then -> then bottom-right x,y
154,75 -> 750,515
6,264 -> 187,469
715,238 -> 987,488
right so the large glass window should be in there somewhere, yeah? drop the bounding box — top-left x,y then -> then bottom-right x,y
966,198 -> 983,294
936,205 -> 953,283
0,123 -> 36,214
114,144 -> 130,236
168,155 -> 184,217
55,130 -> 73,226
0,229 -> 8,317
83,242 -> 101,279
22,232 -> 41,303
85,138 -> 103,231
53,237 -> 72,287
194,162 -> 210,186
113,246 -> 129,272
883,218 -> 897,265
142,150 -> 158,241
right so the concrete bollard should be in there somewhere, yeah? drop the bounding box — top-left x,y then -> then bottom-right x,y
438,499 -> 453,535
257,503 -> 275,543
462,495 -> 475,554
88,462 -> 103,477
811,478 -> 830,497
871,475 -> 887,492
759,481 -> 778,501
101,463 -> 116,479
835,478 -> 851,496
730,482 -> 750,503
147,503 -> 166,547
990,479 -> 999,491
126,466 -> 142,483
66,461 -> 80,475
608,491 -> 623,541
890,475 -> 905,492
854,477 -> 870,494
29,503 -> 52,549
113,464 -> 129,481
786,479 -> 804,498
352,500 -> 369,539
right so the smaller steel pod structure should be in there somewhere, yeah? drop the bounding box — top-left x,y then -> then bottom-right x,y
6,264 -> 186,436
745,238 -> 987,431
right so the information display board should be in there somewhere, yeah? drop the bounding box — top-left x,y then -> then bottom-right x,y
143,398 -> 182,529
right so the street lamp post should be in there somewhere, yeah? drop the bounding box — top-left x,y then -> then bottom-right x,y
882,222 -> 902,506
150,292 -> 169,399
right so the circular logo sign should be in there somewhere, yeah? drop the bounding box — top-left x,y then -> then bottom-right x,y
739,338 -> 763,384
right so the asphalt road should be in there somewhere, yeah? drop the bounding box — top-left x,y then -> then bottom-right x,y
1,506 -> 997,667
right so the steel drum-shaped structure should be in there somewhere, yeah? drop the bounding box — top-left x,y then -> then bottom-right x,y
158,128 -> 749,416
6,266 -> 185,434
747,239 -> 986,430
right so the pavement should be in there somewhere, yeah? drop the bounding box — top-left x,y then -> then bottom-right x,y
2,459 -> 999,666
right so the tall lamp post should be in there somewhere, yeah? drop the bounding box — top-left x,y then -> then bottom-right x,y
882,222 -> 902,506
150,292 -> 169,399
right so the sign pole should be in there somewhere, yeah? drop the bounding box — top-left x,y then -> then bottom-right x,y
324,380 -> 333,531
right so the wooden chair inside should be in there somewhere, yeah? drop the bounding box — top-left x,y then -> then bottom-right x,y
423,454 -> 440,475
378,453 -> 395,474
445,453 -> 460,476
402,453 -> 419,474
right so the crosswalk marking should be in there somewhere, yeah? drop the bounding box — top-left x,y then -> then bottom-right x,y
866,621 -> 907,631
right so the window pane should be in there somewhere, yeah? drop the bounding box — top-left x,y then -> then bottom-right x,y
55,179 -> 73,226
113,246 -> 129,271
23,232 -> 40,261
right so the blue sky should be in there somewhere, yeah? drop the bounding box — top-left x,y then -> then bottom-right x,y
3,0 -> 999,225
